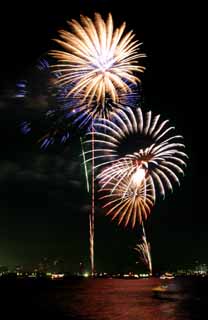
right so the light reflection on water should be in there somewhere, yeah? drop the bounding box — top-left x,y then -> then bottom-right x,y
44,278 -> 203,320
1,277 -> 206,319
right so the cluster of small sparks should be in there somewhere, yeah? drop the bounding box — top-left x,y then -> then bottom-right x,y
134,238 -> 152,274
17,59 -> 76,149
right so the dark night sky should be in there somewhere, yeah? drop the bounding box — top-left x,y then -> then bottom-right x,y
0,1 -> 205,273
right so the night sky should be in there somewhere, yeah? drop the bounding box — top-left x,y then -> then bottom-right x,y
0,1 -> 205,273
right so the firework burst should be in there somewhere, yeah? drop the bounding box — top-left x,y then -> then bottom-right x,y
85,107 -> 187,199
50,13 -> 145,112
98,166 -> 155,228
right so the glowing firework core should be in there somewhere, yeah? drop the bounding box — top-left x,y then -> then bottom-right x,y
96,52 -> 114,72
131,167 -> 146,188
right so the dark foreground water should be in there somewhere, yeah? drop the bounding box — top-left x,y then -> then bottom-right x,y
0,277 -> 207,319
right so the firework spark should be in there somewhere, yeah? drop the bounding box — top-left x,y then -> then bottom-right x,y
134,238 -> 152,274
86,107 -> 187,199
17,58 -> 77,148
50,13 -> 145,110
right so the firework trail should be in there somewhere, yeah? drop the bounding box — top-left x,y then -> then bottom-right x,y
81,135 -> 94,275
80,137 -> 90,193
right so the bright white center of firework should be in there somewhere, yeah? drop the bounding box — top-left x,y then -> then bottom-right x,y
96,51 -> 114,72
131,168 -> 146,187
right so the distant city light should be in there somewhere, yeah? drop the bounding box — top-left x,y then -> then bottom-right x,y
51,273 -> 64,280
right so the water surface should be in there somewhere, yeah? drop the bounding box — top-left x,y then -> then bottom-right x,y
0,277 -> 206,319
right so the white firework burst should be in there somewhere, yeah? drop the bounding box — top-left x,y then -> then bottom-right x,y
85,107 -> 187,199
50,13 -> 145,107
99,170 -> 155,228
